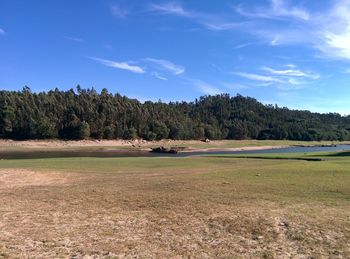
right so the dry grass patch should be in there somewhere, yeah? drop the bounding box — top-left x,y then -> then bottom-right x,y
0,156 -> 350,258
0,169 -> 78,189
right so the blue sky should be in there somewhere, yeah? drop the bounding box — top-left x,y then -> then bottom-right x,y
1,0 -> 350,114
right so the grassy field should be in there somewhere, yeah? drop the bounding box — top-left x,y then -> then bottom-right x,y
0,152 -> 350,258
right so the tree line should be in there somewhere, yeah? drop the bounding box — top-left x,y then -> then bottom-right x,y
0,86 -> 349,141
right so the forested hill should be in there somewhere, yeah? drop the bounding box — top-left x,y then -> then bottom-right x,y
0,87 -> 349,141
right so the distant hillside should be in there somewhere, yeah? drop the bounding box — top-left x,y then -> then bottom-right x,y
1,86 -> 349,141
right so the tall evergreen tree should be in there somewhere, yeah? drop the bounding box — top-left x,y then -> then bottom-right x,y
0,87 -> 349,141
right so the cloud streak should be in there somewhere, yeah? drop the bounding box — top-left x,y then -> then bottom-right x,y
148,2 -> 245,31
233,42 -> 254,49
151,72 -> 168,81
234,72 -> 283,84
64,36 -> 84,43
261,66 -> 319,79
0,28 -> 5,35
235,0 -> 310,21
90,57 -> 145,74
203,22 -> 245,31
90,56 -> 185,78
196,80 -> 224,95
234,65 -> 319,90
145,58 -> 185,75
148,2 -> 192,17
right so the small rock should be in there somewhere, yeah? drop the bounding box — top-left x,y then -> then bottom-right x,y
278,220 -> 289,227
253,235 -> 264,240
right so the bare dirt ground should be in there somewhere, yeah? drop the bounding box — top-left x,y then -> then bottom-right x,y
0,157 -> 349,258
0,139 -> 138,148
0,169 -> 74,189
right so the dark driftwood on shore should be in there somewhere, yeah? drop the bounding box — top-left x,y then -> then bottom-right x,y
151,146 -> 178,154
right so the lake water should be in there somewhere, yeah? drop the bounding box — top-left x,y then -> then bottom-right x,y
1,145 -> 350,159
176,144 -> 350,157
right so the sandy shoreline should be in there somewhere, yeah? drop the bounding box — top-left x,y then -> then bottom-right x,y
0,139 -> 346,153
0,139 -> 140,148
0,139 -> 290,153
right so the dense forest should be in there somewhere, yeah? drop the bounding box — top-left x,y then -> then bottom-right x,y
0,86 -> 349,141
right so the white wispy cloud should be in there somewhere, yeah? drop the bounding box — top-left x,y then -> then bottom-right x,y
145,58 -> 185,75
147,0 -> 350,62
234,65 -> 319,90
148,2 -> 245,31
111,4 -> 128,18
151,72 -> 168,81
234,72 -> 283,84
317,0 -> 350,60
204,22 -> 244,31
261,66 -> 320,79
233,42 -> 253,49
0,28 -> 5,35
90,57 -> 145,74
270,35 -> 281,46
64,36 -> 84,43
270,0 -> 310,21
148,2 -> 192,17
91,56 -> 185,78
196,80 -> 224,95
234,0 -> 313,47
236,0 -> 350,61
235,0 -> 310,21
323,32 -> 350,59
261,28 -> 314,46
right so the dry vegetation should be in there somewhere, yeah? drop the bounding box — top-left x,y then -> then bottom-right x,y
0,154 -> 350,258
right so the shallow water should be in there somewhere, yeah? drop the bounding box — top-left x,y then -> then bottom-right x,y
0,150 -> 151,159
1,145 -> 350,159
176,144 -> 350,157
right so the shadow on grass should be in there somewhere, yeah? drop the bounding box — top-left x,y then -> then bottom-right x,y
321,151 -> 350,157
203,155 -> 324,162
